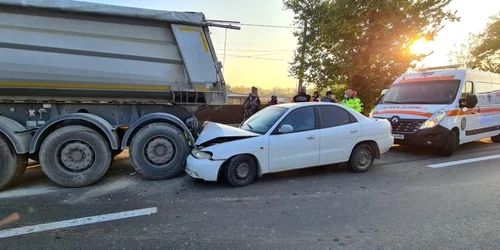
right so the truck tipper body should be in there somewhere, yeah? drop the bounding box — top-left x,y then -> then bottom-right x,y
0,0 -> 237,190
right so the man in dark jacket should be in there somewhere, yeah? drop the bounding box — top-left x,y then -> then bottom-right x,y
321,90 -> 336,102
312,91 -> 320,102
242,86 -> 260,121
266,95 -> 278,106
291,86 -> 313,102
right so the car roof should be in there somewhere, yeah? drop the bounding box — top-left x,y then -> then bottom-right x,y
275,102 -> 341,109
273,102 -> 369,122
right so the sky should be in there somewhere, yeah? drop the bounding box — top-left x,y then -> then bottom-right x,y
85,0 -> 500,90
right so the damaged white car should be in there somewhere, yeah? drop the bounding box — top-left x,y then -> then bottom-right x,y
186,102 -> 394,187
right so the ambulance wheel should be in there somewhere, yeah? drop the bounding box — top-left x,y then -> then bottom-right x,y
491,135 -> 500,143
440,130 -> 458,157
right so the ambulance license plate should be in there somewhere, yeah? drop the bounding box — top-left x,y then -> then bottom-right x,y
392,134 -> 404,140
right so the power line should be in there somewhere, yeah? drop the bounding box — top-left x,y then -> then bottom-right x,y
213,41 -> 294,48
215,48 -> 294,52
224,54 -> 290,62
238,23 -> 301,29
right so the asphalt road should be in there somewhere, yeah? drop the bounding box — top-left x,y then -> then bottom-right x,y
2,140 -> 500,250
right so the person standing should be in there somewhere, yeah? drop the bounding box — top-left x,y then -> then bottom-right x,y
342,89 -> 362,112
291,86 -> 313,102
242,86 -> 260,121
312,91 -> 320,102
266,95 -> 278,106
321,90 -> 336,102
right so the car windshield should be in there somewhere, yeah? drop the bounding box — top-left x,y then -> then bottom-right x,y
240,106 -> 288,134
381,80 -> 461,104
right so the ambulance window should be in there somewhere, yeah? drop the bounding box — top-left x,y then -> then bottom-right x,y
461,81 -> 473,98
475,82 -> 493,95
492,83 -> 500,93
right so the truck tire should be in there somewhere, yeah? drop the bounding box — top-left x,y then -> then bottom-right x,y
440,130 -> 458,157
0,137 -> 28,190
129,123 -> 189,180
39,125 -> 112,188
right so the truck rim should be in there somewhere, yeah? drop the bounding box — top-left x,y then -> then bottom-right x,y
143,136 -> 175,167
58,141 -> 95,172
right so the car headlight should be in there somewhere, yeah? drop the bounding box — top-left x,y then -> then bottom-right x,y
420,109 -> 446,129
191,148 -> 212,159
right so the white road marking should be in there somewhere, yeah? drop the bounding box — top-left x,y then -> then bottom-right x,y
0,187 -> 58,199
427,155 -> 500,168
0,207 -> 158,239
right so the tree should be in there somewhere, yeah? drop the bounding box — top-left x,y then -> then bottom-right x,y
284,0 -> 459,113
449,13 -> 500,73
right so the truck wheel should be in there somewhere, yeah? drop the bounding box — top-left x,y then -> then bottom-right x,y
440,130 -> 458,157
129,123 -> 189,180
347,144 -> 375,173
39,125 -> 112,188
0,137 -> 28,190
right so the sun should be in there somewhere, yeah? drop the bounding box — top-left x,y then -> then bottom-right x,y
409,38 -> 432,55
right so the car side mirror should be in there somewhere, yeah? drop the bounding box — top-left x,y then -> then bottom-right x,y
460,94 -> 478,109
278,124 -> 293,134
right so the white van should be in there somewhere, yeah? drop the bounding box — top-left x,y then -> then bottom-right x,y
370,65 -> 500,156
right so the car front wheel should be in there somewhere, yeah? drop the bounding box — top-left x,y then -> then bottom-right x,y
347,144 -> 375,173
224,155 -> 258,187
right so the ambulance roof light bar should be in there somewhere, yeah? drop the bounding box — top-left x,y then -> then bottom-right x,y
415,64 -> 462,72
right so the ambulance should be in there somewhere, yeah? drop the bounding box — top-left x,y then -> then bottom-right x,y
370,65 -> 500,156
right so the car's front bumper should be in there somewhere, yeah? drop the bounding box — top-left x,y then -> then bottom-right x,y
185,155 -> 225,182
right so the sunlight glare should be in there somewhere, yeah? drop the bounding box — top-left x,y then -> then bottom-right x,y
409,38 -> 432,55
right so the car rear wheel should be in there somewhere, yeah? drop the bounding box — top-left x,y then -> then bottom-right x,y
224,155 -> 258,187
347,144 -> 375,173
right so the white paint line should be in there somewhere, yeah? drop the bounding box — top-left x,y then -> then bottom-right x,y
427,155 -> 500,168
0,187 -> 58,199
0,207 -> 157,239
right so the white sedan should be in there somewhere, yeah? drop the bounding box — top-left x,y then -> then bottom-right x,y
186,102 -> 394,187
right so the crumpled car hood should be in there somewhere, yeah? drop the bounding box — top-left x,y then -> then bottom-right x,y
195,122 -> 260,146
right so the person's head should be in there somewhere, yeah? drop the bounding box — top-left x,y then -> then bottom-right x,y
299,86 -> 307,93
326,90 -> 333,99
251,86 -> 258,95
271,95 -> 278,102
313,91 -> 319,98
344,89 -> 353,98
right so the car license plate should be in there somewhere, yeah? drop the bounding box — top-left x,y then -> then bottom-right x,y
393,134 -> 404,140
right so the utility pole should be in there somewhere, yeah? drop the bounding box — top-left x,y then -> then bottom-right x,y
297,20 -> 308,93
223,28 -> 228,73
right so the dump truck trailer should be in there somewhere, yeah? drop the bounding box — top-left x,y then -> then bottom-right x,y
0,0 -> 237,190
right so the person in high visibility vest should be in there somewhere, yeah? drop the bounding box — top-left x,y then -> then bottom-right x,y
342,89 -> 362,112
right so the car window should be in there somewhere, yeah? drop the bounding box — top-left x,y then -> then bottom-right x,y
280,106 -> 315,133
318,105 -> 354,128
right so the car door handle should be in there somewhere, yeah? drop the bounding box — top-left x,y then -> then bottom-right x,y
350,129 -> 358,133
306,136 -> 315,140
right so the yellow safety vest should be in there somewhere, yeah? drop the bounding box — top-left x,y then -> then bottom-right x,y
342,98 -> 362,112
